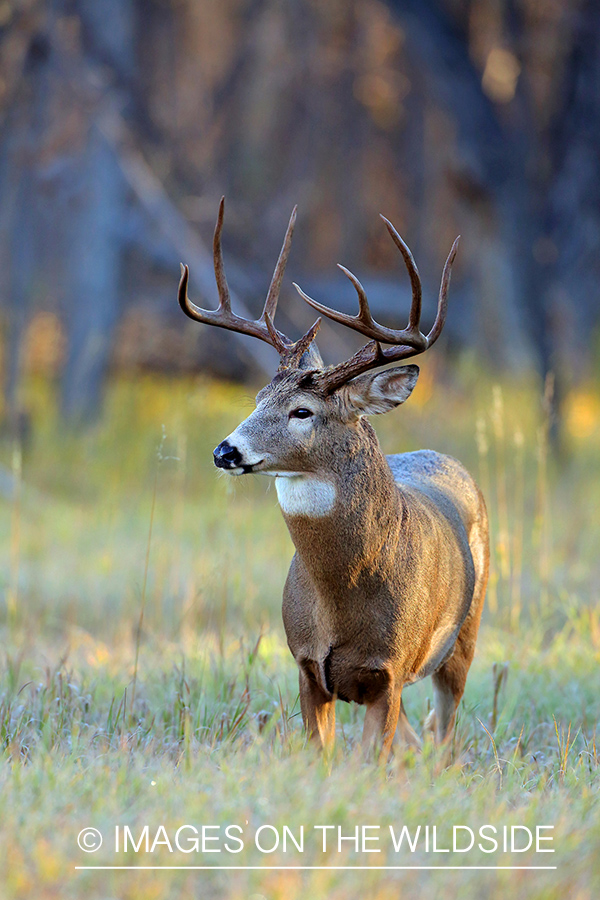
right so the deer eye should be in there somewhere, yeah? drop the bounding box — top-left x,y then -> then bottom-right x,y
289,407 -> 313,420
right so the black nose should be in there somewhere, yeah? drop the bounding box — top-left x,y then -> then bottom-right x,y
213,440 -> 243,469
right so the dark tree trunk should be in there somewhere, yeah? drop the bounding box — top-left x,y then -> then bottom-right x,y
60,123 -> 125,422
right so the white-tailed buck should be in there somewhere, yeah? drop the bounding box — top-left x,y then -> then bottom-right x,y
179,199 -> 489,761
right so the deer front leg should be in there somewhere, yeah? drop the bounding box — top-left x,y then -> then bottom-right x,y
362,680 -> 403,763
395,697 -> 423,751
299,669 -> 336,751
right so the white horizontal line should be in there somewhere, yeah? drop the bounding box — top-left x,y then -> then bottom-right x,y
75,865 -> 557,871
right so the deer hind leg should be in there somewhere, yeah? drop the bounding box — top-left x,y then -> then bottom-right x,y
424,614 -> 482,744
299,669 -> 336,752
427,511 -> 489,745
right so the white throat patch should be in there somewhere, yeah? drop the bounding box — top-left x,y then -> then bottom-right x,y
274,474 -> 337,518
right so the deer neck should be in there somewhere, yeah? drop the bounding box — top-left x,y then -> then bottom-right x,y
275,419 -> 402,591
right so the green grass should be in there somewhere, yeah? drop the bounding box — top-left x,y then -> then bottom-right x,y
0,367 -> 599,899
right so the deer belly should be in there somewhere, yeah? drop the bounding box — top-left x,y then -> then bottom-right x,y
410,619 -> 464,682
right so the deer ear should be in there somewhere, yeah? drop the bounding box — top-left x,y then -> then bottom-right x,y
338,365 -> 419,418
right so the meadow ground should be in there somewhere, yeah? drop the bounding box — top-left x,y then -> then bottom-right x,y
0,364 -> 599,900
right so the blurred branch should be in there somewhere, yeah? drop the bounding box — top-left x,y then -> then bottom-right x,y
99,107 -> 275,378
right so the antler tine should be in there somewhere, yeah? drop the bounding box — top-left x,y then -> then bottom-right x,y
292,265 -> 376,333
380,215 -> 422,333
426,235 -> 460,346
263,309 -> 291,356
337,266 -> 376,327
262,204 -> 325,368
213,196 -> 231,312
265,312 -> 322,369
262,206 -> 297,324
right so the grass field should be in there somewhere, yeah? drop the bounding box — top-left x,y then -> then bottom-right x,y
0,366 -> 599,899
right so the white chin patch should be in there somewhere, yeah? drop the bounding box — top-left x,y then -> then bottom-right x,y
275,475 -> 336,518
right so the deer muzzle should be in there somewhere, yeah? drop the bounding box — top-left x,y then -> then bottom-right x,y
213,440 -> 243,470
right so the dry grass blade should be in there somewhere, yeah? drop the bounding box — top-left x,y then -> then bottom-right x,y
477,716 -> 503,790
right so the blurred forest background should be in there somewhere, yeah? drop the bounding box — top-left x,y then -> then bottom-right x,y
1,8 -> 600,894
0,0 -> 599,430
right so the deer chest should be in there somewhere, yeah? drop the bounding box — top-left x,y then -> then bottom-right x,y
299,647 -> 392,705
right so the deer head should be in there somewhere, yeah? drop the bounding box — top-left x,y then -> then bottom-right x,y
178,198 -> 458,485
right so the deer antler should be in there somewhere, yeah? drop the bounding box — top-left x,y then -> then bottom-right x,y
293,216 -> 459,392
179,197 -> 321,369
